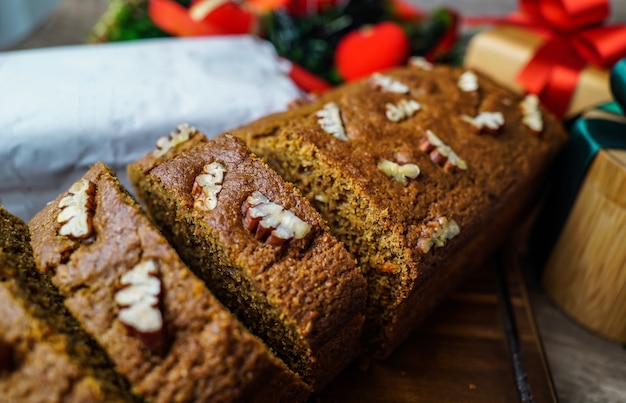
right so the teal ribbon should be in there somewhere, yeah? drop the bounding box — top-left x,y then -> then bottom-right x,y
531,58 -> 626,271
611,59 -> 626,111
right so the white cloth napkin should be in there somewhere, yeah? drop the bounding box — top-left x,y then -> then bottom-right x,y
0,36 -> 301,220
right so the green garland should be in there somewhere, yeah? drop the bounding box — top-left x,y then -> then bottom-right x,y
90,0 -> 188,42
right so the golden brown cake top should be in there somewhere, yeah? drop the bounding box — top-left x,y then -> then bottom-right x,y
233,64 -> 567,265
29,163 -> 307,402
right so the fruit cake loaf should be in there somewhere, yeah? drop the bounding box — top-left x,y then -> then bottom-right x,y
128,132 -> 368,389
28,162 -> 309,403
0,205 -> 135,402
230,62 -> 568,356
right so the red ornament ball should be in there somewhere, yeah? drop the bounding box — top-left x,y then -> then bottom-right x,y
335,22 -> 409,82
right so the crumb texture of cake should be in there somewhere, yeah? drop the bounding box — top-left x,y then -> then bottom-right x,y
29,163 -> 309,403
231,64 -> 568,356
128,133 -> 368,390
0,205 -> 135,402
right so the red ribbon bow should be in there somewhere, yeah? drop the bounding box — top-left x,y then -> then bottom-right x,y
508,0 -> 626,117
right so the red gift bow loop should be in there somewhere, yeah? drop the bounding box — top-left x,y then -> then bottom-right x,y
510,0 -> 626,117
521,0 -> 609,31
573,26 -> 626,68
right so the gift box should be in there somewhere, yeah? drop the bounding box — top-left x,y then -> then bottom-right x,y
464,0 -> 626,118
534,58 -> 626,342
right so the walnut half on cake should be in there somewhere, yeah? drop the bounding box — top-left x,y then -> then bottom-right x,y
128,133 -> 368,390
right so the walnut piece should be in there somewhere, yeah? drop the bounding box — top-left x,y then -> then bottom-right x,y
520,94 -> 543,134
458,71 -> 479,92
192,162 -> 227,211
461,111 -> 505,134
57,179 -> 96,239
242,191 -> 311,246
417,217 -> 460,253
317,102 -> 348,141
419,130 -> 467,171
288,95 -> 315,110
385,99 -> 421,122
153,123 -> 197,158
314,194 -> 329,203
115,260 -> 165,354
370,73 -> 409,94
408,56 -> 433,71
378,159 -> 420,184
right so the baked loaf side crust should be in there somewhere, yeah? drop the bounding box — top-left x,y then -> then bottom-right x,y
232,64 -> 568,356
128,133 -> 368,389
29,163 -> 310,403
0,205 -> 134,402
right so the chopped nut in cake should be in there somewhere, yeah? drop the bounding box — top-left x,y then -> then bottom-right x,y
317,102 -> 348,141
458,71 -> 479,92
115,259 -> 165,354
416,217 -> 460,253
419,130 -> 467,171
153,123 -> 197,158
57,178 -> 96,239
520,94 -> 543,134
370,73 -> 409,94
461,111 -> 505,134
314,194 -> 329,203
385,99 -> 421,122
408,56 -> 433,71
192,162 -> 228,211
378,159 -> 420,184
242,191 -> 311,246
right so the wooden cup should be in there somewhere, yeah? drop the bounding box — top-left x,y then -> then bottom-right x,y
542,149 -> 626,343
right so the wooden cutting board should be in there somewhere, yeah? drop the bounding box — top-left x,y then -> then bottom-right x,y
317,251 -> 556,402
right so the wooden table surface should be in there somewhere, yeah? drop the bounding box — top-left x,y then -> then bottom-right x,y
319,248 -> 558,402
5,1 -> 626,401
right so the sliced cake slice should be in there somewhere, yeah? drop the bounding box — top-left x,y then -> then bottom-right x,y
231,64 -> 568,356
29,162 -> 309,403
128,132 -> 367,389
0,205 -> 136,402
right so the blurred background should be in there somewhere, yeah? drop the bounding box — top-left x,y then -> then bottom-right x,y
6,0 -> 626,50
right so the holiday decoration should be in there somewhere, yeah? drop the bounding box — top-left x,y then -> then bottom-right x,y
90,0 -> 460,90
464,0 -> 626,118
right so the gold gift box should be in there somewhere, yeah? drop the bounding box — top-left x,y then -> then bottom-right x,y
464,25 -> 613,118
